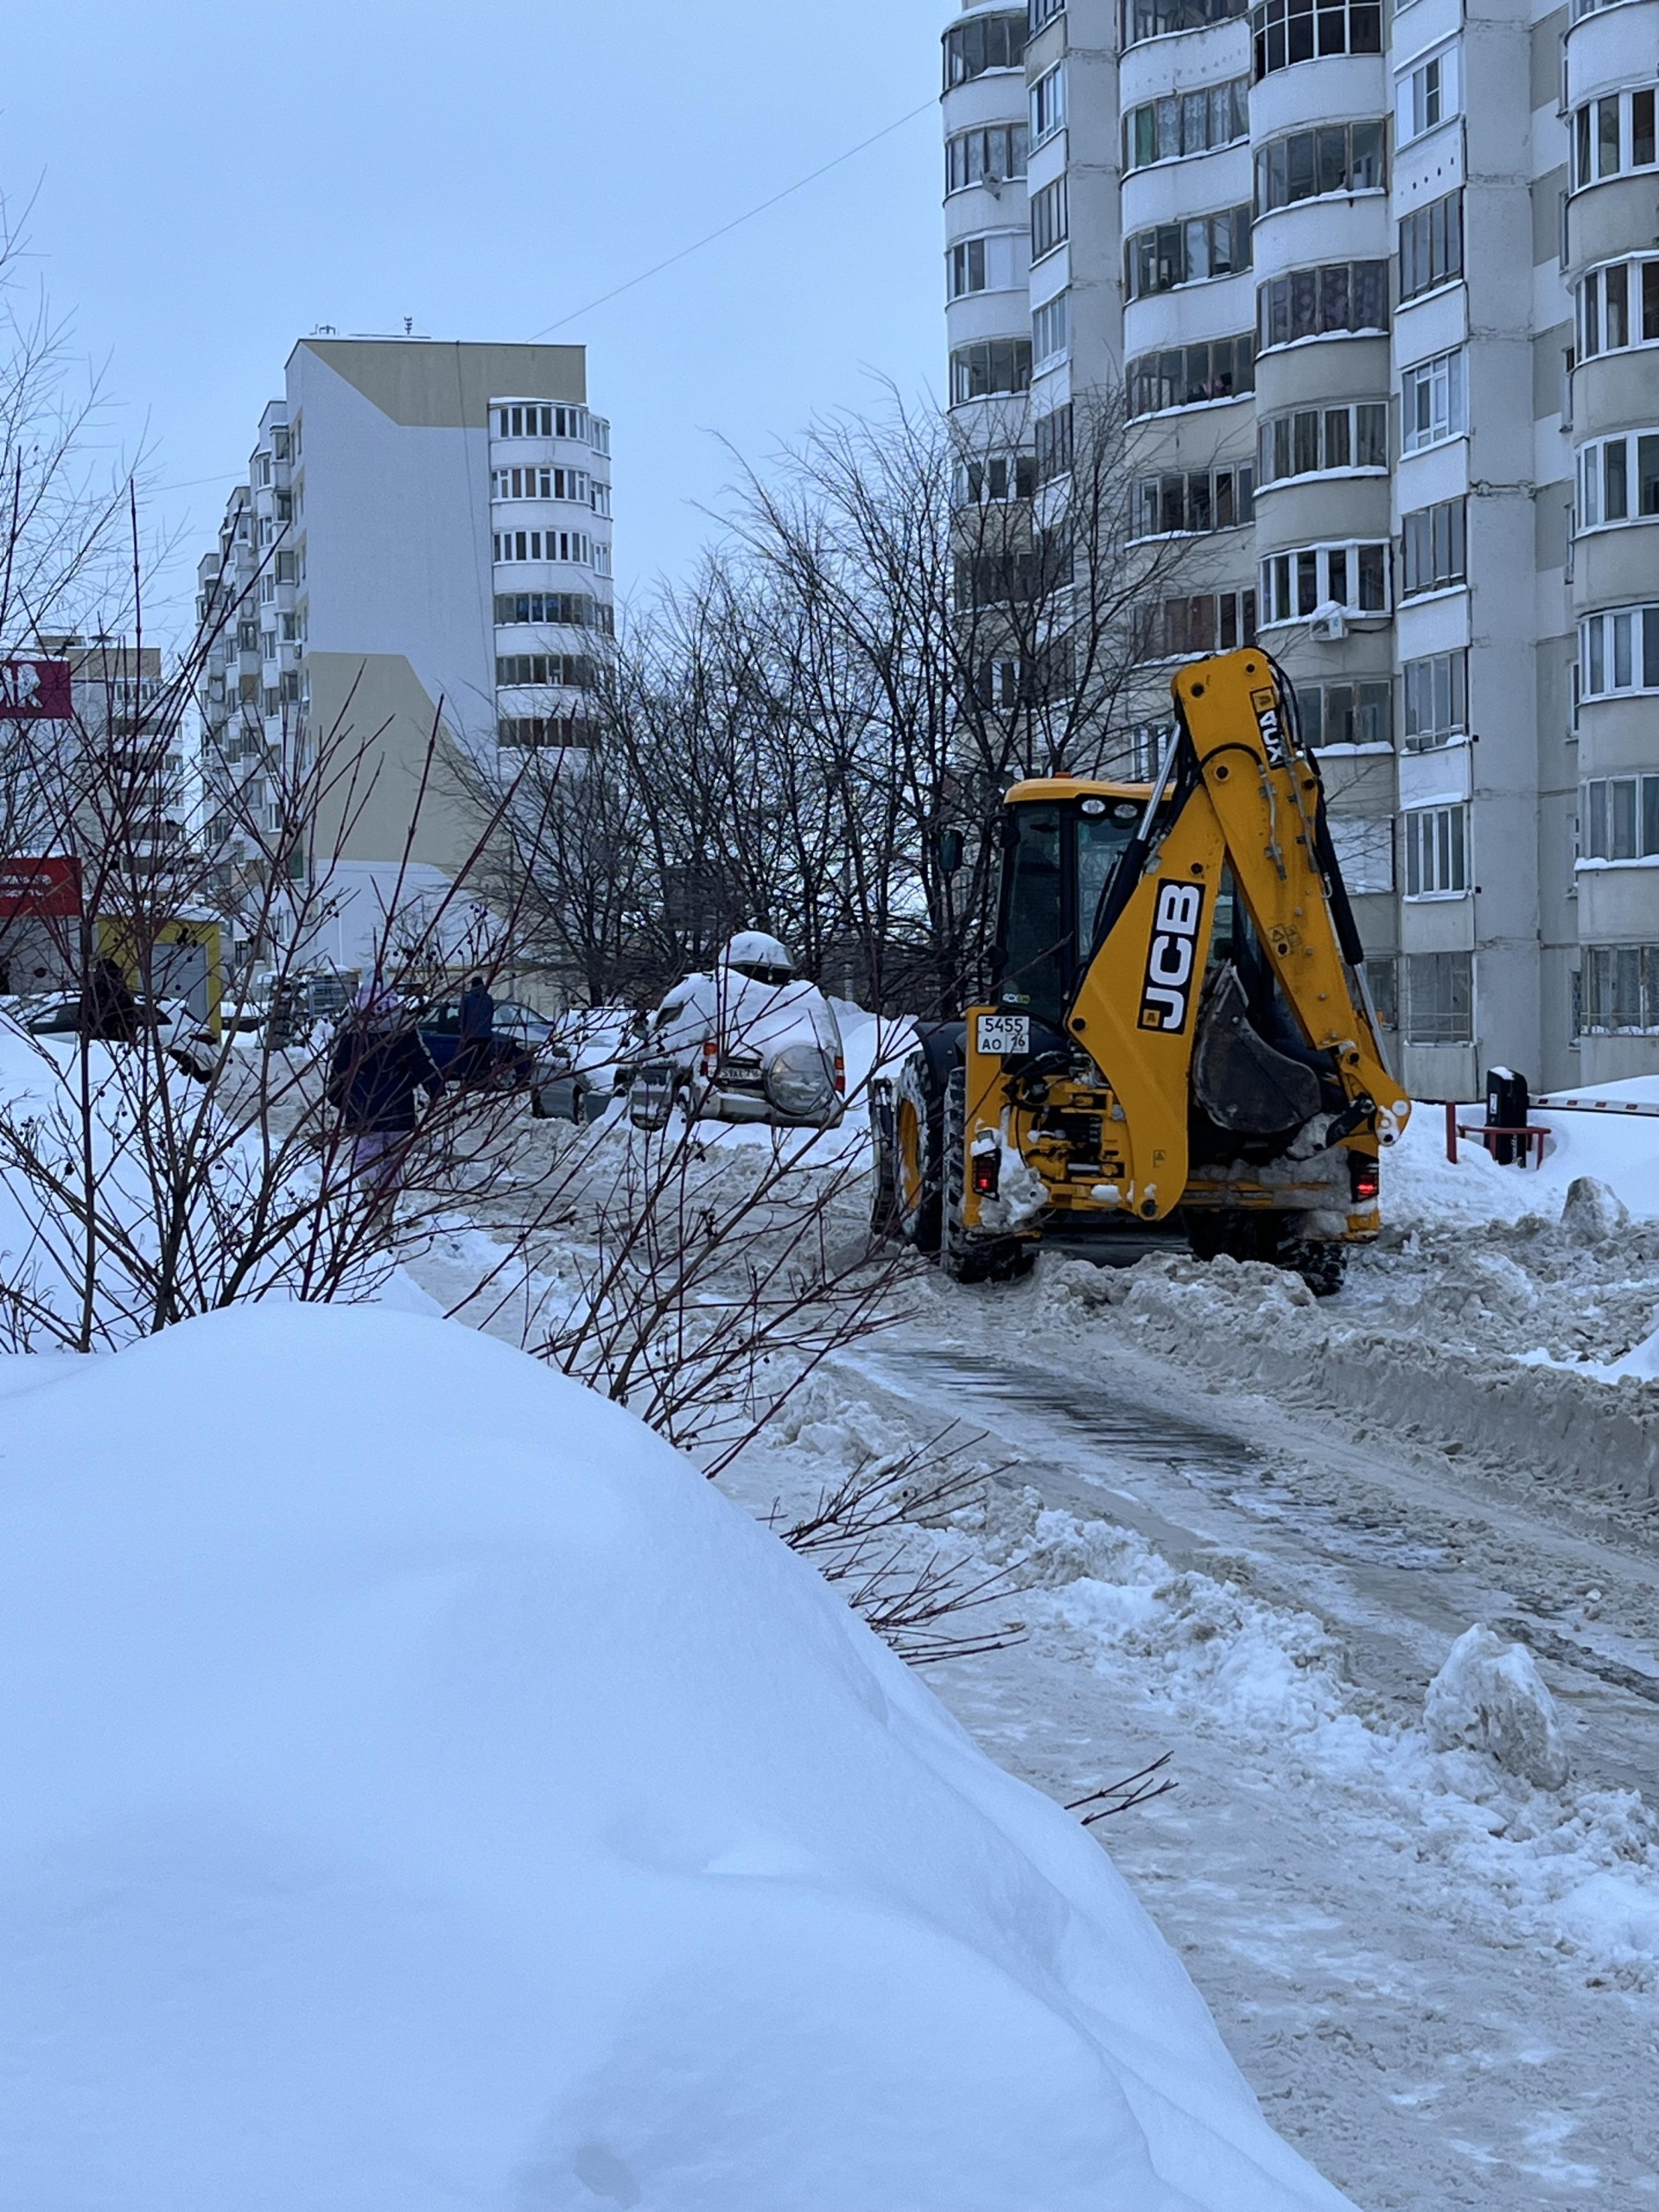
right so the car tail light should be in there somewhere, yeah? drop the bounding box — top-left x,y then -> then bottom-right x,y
834,1052 -> 845,1096
971,1147 -> 1000,1198
701,1038 -> 719,1077
1350,1153 -> 1380,1203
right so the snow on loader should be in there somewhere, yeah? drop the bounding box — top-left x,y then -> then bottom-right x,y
871,647 -> 1411,1295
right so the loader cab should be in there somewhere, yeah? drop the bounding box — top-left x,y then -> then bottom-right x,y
991,779 -> 1147,1028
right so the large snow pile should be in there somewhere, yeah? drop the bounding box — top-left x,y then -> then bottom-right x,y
0,1304 -> 1354,2211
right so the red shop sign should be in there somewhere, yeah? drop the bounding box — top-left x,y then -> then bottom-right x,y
0,659 -> 73,719
0,856 -> 82,918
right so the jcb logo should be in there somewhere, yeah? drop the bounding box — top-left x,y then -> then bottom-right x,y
1139,880 -> 1205,1033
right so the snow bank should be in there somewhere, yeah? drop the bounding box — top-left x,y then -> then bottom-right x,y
0,1304 -> 1355,2212
1388,1077 -> 1659,1228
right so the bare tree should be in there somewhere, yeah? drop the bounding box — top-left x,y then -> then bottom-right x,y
452,390 -> 1200,1027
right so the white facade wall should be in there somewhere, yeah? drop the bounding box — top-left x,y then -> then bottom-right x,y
198,340 -> 613,975
941,0 -> 1644,1096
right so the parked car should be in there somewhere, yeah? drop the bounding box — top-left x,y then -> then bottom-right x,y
630,935 -> 845,1132
417,997 -> 549,1090
530,1006 -> 642,1122
3,990 -> 217,1078
265,971 -> 357,1048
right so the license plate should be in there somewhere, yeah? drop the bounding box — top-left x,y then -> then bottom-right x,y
976,1013 -> 1030,1058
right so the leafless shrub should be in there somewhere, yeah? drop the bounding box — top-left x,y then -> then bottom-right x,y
771,1425 -> 1027,1666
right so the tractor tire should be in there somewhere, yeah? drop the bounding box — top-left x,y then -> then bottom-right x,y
891,1050 -> 944,1254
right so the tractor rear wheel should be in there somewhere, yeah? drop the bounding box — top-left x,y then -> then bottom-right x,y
891,1051 -> 944,1254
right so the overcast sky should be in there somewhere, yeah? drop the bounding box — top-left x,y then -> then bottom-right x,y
5,0 -> 947,646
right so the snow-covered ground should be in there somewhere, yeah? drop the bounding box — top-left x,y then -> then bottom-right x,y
9,1030 -> 1659,2205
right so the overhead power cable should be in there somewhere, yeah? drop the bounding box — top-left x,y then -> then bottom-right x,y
527,96 -> 937,340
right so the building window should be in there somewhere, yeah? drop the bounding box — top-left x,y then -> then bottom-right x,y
1402,651 -> 1468,749
1132,463 -> 1255,537
1577,431 -> 1659,530
1140,590 -> 1258,659
1255,122 -> 1385,212
1573,88 -> 1658,188
1034,404 -> 1073,482
943,12 -> 1026,86
956,452 -> 1039,504
1251,0 -> 1382,79
1579,259 -> 1659,356
1124,0 -> 1245,43
1031,0 -> 1066,27
1403,950 -> 1473,1041
950,339 -> 1033,403
495,404 -> 591,442
1032,292 -> 1070,366
1580,945 -> 1659,1031
1125,79 -> 1249,168
1301,679 -> 1390,748
1580,774 -> 1659,861
1031,178 -> 1069,262
1260,542 -> 1389,622
497,716 -> 593,750
945,233 -> 1026,302
1401,348 -> 1467,453
493,590 -> 613,632
273,551 -> 298,584
491,466 -> 592,503
1402,804 -> 1470,896
1402,499 -> 1466,594
1580,605 -> 1659,695
1030,64 -> 1066,145
1127,332 -> 1255,415
971,454 -> 1040,505
949,238 -> 988,298
1127,206 -> 1252,297
1258,261 -> 1389,347
1327,816 -> 1395,892
496,654 -> 595,688
1397,44 -> 1460,144
945,123 -> 1028,193
1399,192 -> 1463,301
493,529 -> 594,565
591,481 -> 612,518
1258,400 -> 1388,481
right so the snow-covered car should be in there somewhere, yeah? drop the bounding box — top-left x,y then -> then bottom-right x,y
630,935 -> 846,1132
3,990 -> 218,1078
531,1006 -> 643,1122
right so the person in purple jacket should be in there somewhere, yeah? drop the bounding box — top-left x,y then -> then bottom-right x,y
327,980 -> 444,1230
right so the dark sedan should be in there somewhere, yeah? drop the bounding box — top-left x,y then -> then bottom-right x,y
416,998 -> 550,1090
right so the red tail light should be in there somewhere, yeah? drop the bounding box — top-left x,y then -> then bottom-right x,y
1350,1154 -> 1380,1203
834,1052 -> 845,1096
971,1148 -> 1000,1197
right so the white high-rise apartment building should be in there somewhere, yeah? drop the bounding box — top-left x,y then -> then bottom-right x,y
944,0 -> 1653,1096
198,337 -> 613,973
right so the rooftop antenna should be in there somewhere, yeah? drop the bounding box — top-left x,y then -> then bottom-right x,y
404,316 -> 413,334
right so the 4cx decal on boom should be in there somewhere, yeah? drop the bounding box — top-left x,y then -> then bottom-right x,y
1138,880 -> 1205,1033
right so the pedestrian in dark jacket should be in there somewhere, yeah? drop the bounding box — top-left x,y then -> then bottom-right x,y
457,974 -> 495,1086
327,983 -> 443,1224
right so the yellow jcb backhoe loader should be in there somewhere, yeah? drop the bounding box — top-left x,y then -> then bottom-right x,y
871,647 -> 1412,1295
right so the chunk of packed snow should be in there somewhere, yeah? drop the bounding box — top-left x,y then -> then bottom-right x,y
1559,1173 -> 1631,1245
0,1305 -> 1355,2211
1424,1624 -> 1569,1790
